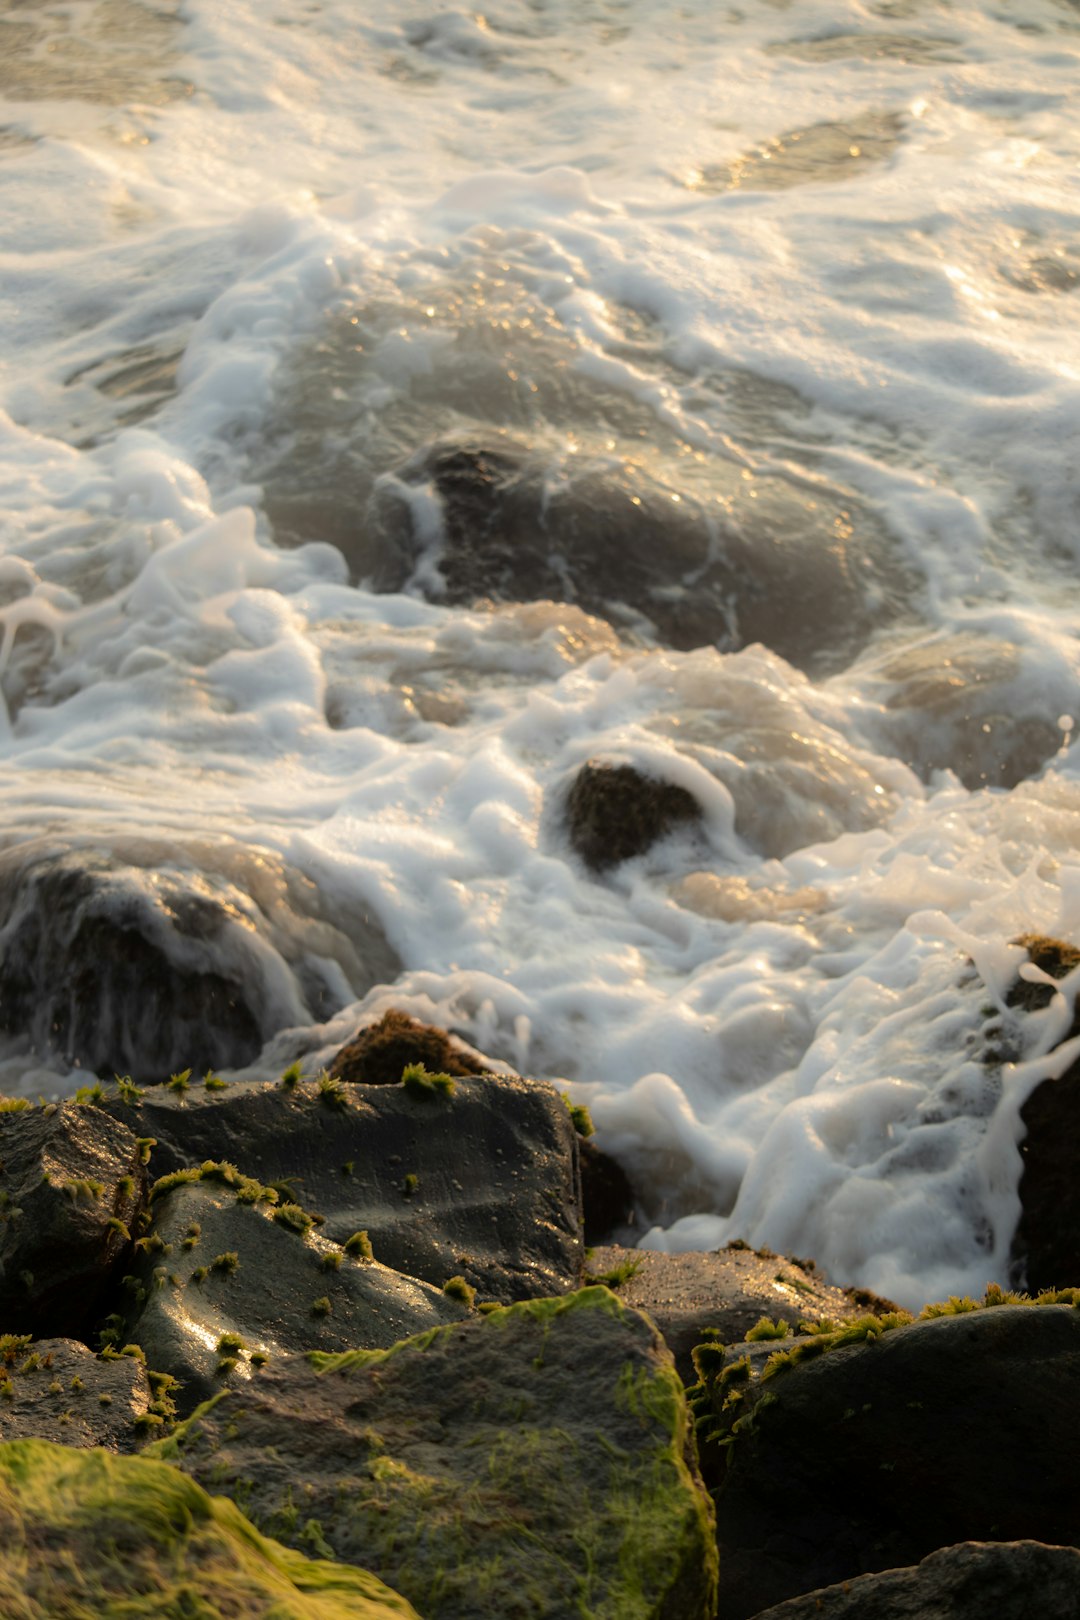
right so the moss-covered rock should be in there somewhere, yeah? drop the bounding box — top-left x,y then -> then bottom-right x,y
329,1008 -> 487,1086
156,1286 -> 718,1620
0,1437 -> 419,1617
0,1335 -> 155,1451
565,760 -> 703,871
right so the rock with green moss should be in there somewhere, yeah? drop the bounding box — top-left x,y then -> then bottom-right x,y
329,1008 -> 487,1086
0,1437 -> 419,1617
122,1180 -> 469,1412
748,1540 -> 1080,1620
692,1302 -> 1080,1618
0,1336 -> 153,1450
157,1286 -> 717,1620
0,1102 -> 146,1339
585,1242 -> 883,1383
100,1071 -> 583,1302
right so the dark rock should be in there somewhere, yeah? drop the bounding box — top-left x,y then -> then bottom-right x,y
695,1303 -> 1080,1618
365,434 -> 906,675
748,1540 -> 1080,1620
164,1288 -> 718,1620
0,1336 -> 152,1451
579,1136 -> 636,1244
0,1102 -> 145,1339
585,1242 -> 870,1383
101,1072 -> 583,1302
0,843 -> 399,1079
0,1438 -> 420,1618
122,1178 -> 469,1414
566,760 -> 702,870
1008,934 -> 1080,1291
329,1008 -> 487,1086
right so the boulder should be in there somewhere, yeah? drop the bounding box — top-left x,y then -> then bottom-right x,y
0,1336 -> 154,1451
0,1101 -> 145,1339
160,1287 -> 718,1620
121,1176 -> 469,1413
692,1302 -> 1080,1618
0,842 -> 399,1079
565,760 -> 702,870
1006,934 -> 1080,1291
748,1540 -> 1080,1620
0,1438 -> 419,1617
579,1136 -> 636,1244
100,1072 -> 583,1302
329,1007 -> 488,1086
587,1242 -> 881,1383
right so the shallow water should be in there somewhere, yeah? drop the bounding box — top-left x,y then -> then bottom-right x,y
3,0 -> 1080,1307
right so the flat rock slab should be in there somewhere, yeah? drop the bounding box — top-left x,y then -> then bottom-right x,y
0,1438 -> 420,1618
102,1073 -> 583,1302
0,1337 -> 151,1451
0,1102 -> 145,1339
750,1540 -> 1080,1620
162,1287 -> 718,1620
697,1304 -> 1080,1618
124,1180 -> 469,1413
589,1243 -> 873,1382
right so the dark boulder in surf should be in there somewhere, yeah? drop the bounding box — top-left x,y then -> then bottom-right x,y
0,842 -> 399,1081
364,433 -> 905,675
565,758 -> 702,870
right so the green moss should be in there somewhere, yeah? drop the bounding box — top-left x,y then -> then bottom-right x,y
204,1072 -> 228,1092
442,1276 -> 476,1308
561,1093 -> 595,1137
311,1297 -> 332,1319
585,1256 -> 642,1290
216,1334 -> 245,1357
274,1204 -> 316,1237
117,1175 -> 135,1198
0,1097 -> 31,1113
321,1252 -> 344,1272
63,1178 -> 105,1203
402,1174 -> 418,1199
74,1082 -> 106,1106
745,1317 -> 791,1342
135,1137 -> 157,1165
280,1062 -> 302,1090
344,1231 -> 373,1260
250,1351 -> 269,1369
401,1063 -> 455,1099
317,1073 -> 348,1111
210,1252 -> 240,1276
106,1217 -> 131,1241
167,1068 -> 192,1095
115,1076 -> 144,1107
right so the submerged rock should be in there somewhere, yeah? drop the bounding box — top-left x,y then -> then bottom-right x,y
0,842 -> 399,1079
101,1072 -> 583,1302
0,1336 -> 153,1452
122,1177 -> 469,1414
587,1242 -> 880,1383
749,1540 -> 1080,1620
162,1287 -> 718,1620
693,1303 -> 1080,1618
579,1136 -> 637,1244
0,1102 -> 145,1340
329,1007 -> 488,1086
1007,934 -> 1080,1291
0,1438 -> 419,1618
565,759 -> 702,870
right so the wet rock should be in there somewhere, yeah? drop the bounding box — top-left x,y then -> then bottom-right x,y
565,759 -> 702,870
586,1242 -> 875,1383
0,1438 -> 420,1618
749,1540 -> 1080,1620
0,842 -> 399,1079
368,434 -> 903,674
122,1177 -> 469,1414
329,1007 -> 487,1086
164,1288 -> 718,1620
579,1136 -> 636,1244
101,1072 -> 583,1302
0,1336 -> 152,1451
693,1303 -> 1080,1618
1007,934 -> 1080,1291
0,1101 -> 145,1339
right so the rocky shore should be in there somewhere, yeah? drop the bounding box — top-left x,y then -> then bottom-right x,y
0,954 -> 1079,1617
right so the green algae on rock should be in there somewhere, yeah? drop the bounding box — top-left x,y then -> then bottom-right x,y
0,1437 -> 419,1618
154,1286 -> 718,1620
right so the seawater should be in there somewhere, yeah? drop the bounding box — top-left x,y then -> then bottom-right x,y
3,0 -> 1080,1309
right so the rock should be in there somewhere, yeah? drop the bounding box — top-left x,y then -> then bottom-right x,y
587,1242 -> 879,1384
329,1008 -> 487,1086
162,1287 -> 718,1620
0,1101 -> 145,1339
0,1437 -> 420,1617
692,1303 -> 1080,1619
579,1136 -> 636,1244
748,1540 -> 1080,1620
101,1072 -> 583,1302
565,760 -> 702,870
0,1336 -> 154,1451
0,841 -> 399,1080
1007,934 -> 1080,1291
121,1176 -> 469,1414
